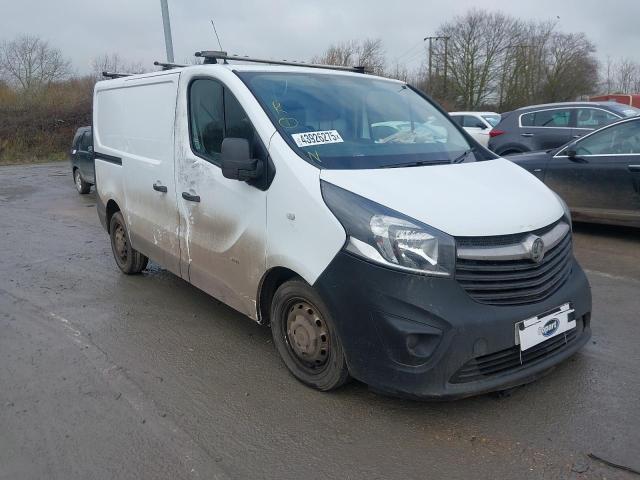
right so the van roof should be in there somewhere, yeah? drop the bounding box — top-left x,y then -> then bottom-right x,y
98,62 -> 404,84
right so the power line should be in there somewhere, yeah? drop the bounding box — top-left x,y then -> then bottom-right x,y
395,40 -> 425,62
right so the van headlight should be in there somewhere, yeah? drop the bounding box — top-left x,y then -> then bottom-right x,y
321,181 -> 455,276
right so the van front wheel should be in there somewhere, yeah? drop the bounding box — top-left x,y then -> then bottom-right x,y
270,280 -> 350,391
109,211 -> 148,274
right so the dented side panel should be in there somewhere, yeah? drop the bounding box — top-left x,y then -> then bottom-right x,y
174,68 -> 276,320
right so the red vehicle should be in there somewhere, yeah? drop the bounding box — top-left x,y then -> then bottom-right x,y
590,94 -> 640,108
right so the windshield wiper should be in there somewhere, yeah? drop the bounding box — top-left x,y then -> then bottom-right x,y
452,148 -> 474,163
381,159 -> 450,169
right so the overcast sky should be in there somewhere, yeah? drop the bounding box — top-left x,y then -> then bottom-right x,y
1,0 -> 638,75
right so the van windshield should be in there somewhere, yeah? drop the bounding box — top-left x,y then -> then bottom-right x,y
237,72 -> 474,169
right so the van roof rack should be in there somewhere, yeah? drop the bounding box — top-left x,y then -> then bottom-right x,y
153,61 -> 186,70
102,71 -> 132,79
194,50 -> 367,73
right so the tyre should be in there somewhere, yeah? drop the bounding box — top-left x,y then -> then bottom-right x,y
73,168 -> 91,194
270,279 -> 350,391
109,211 -> 149,274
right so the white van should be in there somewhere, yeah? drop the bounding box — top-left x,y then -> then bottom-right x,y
93,53 -> 591,399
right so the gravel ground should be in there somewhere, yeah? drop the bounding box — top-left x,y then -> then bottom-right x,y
1,163 -> 639,480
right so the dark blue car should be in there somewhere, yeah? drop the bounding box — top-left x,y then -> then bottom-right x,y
70,126 -> 94,194
509,117 -> 640,228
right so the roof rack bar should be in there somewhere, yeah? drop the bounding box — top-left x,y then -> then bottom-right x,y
102,71 -> 132,79
153,60 -> 186,70
194,50 -> 367,73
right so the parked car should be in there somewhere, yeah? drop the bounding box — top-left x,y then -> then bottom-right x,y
488,102 -> 640,156
92,56 -> 591,399
509,116 -> 640,228
70,126 -> 94,194
449,111 -> 501,147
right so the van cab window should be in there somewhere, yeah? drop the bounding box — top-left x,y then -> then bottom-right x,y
189,79 -> 225,161
189,79 -> 265,165
238,72 -> 474,169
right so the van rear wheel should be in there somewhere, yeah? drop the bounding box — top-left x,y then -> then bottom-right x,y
109,211 -> 148,274
270,280 -> 350,391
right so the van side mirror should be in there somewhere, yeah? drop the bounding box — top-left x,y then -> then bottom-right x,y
220,138 -> 263,181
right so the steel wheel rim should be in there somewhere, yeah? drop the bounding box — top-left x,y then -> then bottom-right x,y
75,171 -> 82,190
113,223 -> 128,263
285,299 -> 330,370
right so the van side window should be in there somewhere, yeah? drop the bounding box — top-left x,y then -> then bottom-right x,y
189,79 -> 224,161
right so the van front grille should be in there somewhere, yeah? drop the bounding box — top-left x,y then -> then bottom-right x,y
455,224 -> 572,306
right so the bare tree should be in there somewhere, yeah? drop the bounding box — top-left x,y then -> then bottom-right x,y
423,12 -> 599,110
0,35 -> 71,91
430,10 -> 521,109
312,39 -> 386,75
541,32 -> 598,101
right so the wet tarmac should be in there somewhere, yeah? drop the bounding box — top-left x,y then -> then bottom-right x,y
1,163 -> 639,479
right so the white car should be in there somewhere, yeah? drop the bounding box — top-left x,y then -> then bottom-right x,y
449,111 -> 501,147
92,54 -> 591,399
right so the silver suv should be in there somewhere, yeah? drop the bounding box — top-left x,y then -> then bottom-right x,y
488,101 -> 640,155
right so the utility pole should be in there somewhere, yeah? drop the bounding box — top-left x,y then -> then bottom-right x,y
442,36 -> 450,98
424,36 -> 450,94
160,0 -> 175,63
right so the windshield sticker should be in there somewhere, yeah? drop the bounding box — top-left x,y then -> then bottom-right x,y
291,130 -> 344,148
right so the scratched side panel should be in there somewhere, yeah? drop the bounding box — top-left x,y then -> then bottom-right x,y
174,67 -> 274,320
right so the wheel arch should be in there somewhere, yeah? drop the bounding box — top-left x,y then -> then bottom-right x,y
105,199 -> 121,233
257,266 -> 301,325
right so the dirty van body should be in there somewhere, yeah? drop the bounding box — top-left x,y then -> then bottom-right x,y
93,62 -> 591,399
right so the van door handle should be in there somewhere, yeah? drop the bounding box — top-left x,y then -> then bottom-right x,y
182,192 -> 201,202
153,183 -> 167,193
520,133 -> 534,137
629,165 -> 640,172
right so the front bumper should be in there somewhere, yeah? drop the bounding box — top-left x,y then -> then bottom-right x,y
313,251 -> 592,400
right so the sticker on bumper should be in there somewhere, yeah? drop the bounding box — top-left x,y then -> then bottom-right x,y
291,130 -> 343,148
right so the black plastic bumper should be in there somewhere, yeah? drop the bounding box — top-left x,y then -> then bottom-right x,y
313,251 -> 592,400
